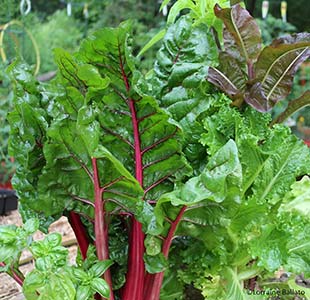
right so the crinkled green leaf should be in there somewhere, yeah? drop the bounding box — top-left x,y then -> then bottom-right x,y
160,139 -> 242,206
250,224 -> 289,272
144,235 -> 162,256
144,253 -> 168,274
280,176 -> 310,216
250,127 -> 310,204
202,139 -> 242,203
150,16 -> 218,168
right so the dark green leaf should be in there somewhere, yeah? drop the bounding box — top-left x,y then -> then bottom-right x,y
151,16 -> 217,167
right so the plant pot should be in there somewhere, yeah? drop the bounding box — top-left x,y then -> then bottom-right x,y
0,189 -> 18,215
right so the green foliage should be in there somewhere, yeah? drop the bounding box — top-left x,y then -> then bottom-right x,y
0,64 -> 15,184
256,15 -> 297,45
0,220 -> 111,300
1,1 -> 310,300
159,102 -> 310,300
32,10 -> 83,73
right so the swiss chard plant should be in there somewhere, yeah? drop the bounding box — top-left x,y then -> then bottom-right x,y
1,1 -> 310,300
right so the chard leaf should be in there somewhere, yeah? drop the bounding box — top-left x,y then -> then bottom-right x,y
151,16 -> 217,168
153,16 -> 217,96
144,253 -> 168,274
77,23 -> 191,204
214,4 -> 262,63
246,33 -> 310,112
9,22 -> 190,242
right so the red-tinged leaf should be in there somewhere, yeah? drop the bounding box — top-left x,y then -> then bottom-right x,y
246,34 -> 310,111
255,34 -> 310,81
219,52 -> 247,92
271,90 -> 310,125
208,66 -> 240,98
214,4 -> 262,63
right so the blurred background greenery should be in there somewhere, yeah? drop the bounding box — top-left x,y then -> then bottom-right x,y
0,0 -> 309,185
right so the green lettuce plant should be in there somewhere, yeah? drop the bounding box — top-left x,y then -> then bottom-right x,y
1,2 -> 310,300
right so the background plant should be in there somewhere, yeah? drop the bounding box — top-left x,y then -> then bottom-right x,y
0,63 -> 15,185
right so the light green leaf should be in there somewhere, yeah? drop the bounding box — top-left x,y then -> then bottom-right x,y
202,139 -> 242,203
288,279 -> 310,300
167,0 -> 197,24
76,285 -> 93,300
280,176 -> 310,216
144,235 -> 162,256
23,219 -> 39,234
138,29 -> 166,57
89,260 -> 113,278
224,267 -> 247,300
144,253 -> 168,274
91,278 -> 110,298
